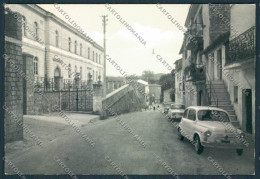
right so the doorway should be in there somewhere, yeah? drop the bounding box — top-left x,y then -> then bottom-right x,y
197,90 -> 202,106
217,49 -> 222,80
244,89 -> 252,134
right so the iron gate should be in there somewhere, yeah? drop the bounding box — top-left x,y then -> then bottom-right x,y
61,89 -> 93,112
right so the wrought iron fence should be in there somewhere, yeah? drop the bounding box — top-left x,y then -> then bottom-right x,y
33,76 -> 92,91
226,26 -> 255,65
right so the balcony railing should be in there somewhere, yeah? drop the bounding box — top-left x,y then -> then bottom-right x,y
226,26 -> 255,65
184,64 -> 205,82
186,28 -> 203,50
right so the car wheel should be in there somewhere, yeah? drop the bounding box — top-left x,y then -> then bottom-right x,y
236,149 -> 243,156
194,135 -> 204,154
178,128 -> 184,141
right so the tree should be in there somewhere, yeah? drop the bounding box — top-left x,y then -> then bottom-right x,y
158,73 -> 175,91
141,70 -> 155,83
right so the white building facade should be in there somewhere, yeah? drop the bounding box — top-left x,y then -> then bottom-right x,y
6,4 -> 104,89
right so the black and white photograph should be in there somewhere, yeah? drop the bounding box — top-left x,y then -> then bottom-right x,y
2,1 -> 258,177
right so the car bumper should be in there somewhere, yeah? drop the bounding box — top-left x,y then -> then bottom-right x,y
171,114 -> 183,119
201,141 -> 245,149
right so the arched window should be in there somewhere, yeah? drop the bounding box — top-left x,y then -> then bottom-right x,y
33,57 -> 38,75
22,16 -> 26,36
74,40 -> 77,54
68,64 -> 71,78
80,43 -> 82,56
99,54 -> 101,64
88,48 -> 90,59
54,67 -> 61,77
55,30 -> 59,47
96,71 -> 98,81
34,22 -> 39,40
96,53 -> 98,62
92,51 -> 94,61
68,37 -> 71,52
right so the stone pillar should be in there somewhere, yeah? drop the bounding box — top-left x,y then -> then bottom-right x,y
87,72 -> 93,90
23,53 -> 34,114
4,9 -> 24,142
93,84 -> 103,114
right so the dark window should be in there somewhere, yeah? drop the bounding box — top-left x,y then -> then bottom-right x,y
34,22 -> 39,40
74,40 -> 77,54
198,110 -> 230,122
170,104 -> 185,109
22,16 -> 26,36
68,38 -> 71,51
187,109 -> 196,121
68,64 -> 71,78
80,43 -> 82,56
33,57 -> 38,75
55,30 -> 59,47
234,86 -> 238,103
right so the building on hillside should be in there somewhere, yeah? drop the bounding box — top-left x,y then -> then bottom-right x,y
136,79 -> 150,105
149,84 -> 162,104
177,4 -> 255,136
5,4 -> 104,90
106,76 -> 126,94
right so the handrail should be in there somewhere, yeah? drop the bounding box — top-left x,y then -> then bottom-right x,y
203,65 -> 218,107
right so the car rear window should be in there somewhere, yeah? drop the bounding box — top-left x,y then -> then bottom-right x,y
183,109 -> 188,118
170,104 -> 185,109
198,110 -> 230,122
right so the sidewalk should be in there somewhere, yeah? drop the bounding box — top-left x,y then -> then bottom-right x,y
5,112 -> 100,158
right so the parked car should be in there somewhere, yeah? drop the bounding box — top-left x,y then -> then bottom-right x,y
163,102 -> 171,114
177,106 -> 245,155
168,104 -> 185,121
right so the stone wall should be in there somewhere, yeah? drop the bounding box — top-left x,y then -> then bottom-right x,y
209,4 -> 230,43
33,91 -> 61,115
4,10 -> 24,142
102,84 -> 147,118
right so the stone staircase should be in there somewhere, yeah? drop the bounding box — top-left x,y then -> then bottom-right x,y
206,80 -> 240,128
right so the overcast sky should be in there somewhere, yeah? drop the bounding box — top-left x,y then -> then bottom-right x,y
38,4 -> 190,76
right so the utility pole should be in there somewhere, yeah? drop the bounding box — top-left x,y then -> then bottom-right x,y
102,15 -> 108,98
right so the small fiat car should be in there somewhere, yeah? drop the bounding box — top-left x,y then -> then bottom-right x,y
168,104 -> 185,121
178,106 -> 245,155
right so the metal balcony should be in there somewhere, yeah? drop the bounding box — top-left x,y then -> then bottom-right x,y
226,26 -> 255,65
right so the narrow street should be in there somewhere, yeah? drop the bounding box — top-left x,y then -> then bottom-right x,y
5,110 -> 254,175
